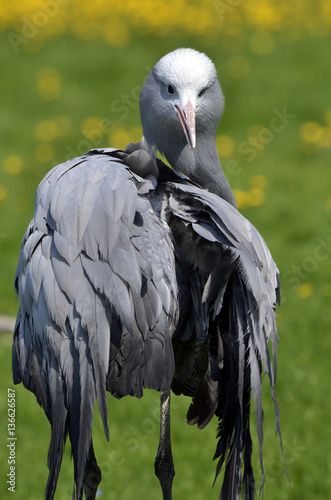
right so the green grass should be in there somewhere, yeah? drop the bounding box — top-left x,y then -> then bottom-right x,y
1,31 -> 331,499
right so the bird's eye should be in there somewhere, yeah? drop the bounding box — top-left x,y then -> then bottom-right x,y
198,88 -> 207,98
167,85 -> 175,95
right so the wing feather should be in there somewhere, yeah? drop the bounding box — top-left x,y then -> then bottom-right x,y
13,149 -> 178,499
157,172 -> 281,500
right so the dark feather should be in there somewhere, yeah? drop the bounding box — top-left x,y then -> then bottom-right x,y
13,146 -> 282,500
154,169 -> 281,499
13,47 -> 283,500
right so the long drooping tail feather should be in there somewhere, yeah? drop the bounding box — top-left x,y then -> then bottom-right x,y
161,178 -> 283,499
186,266 -> 281,500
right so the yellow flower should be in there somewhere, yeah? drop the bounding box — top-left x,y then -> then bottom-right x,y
216,135 -> 236,157
34,143 -> 55,162
300,121 -> 324,144
79,116 -> 108,147
102,20 -> 130,47
37,68 -> 61,102
296,283 -> 314,299
2,0 -> 331,49
81,117 -> 102,133
233,186 -> 265,210
129,126 -> 143,143
247,187 -> 265,207
2,155 -> 23,175
109,129 -> 131,149
249,174 -> 268,190
233,189 -> 250,210
34,120 -> 58,142
245,0 -> 282,30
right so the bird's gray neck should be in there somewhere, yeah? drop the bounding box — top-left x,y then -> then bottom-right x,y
165,135 -> 237,209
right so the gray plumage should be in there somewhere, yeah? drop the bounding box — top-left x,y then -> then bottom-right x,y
13,48 -> 282,500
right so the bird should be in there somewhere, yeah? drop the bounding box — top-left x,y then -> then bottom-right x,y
13,48 -> 283,500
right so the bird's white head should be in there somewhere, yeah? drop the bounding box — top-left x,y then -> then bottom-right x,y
140,48 -> 224,159
140,48 -> 237,207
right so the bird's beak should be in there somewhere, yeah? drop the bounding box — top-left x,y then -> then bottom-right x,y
175,101 -> 196,149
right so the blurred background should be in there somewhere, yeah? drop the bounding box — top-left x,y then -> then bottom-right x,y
0,0 -> 330,498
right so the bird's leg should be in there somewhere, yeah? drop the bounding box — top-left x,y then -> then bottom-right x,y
83,440 -> 101,500
154,390 -> 175,500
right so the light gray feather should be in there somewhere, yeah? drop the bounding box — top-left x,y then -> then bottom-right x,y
13,47 -> 283,500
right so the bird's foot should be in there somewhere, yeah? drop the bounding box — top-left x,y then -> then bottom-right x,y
154,452 -> 175,500
83,462 -> 101,500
